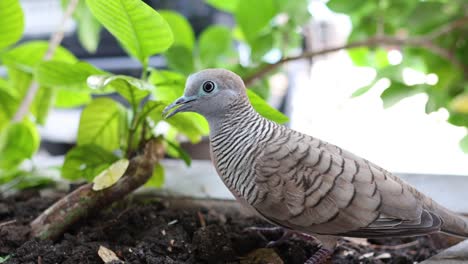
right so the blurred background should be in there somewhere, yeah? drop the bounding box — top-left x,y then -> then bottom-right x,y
0,0 -> 467,198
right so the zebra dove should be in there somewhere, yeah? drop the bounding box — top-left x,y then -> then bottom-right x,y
163,69 -> 468,264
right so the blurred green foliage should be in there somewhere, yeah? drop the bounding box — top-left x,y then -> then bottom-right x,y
0,0 -> 466,190
327,0 -> 468,152
0,0 -> 301,190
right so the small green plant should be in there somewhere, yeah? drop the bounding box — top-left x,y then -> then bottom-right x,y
0,0 -> 295,191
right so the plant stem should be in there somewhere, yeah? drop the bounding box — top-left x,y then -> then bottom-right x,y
12,0 -> 80,122
244,17 -> 468,86
30,139 -> 165,241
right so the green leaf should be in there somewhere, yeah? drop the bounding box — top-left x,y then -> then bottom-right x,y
163,138 -> 191,166
164,46 -> 195,75
55,89 -> 92,108
380,82 -> 423,108
145,163 -> 165,188
159,10 -> 194,51
149,70 -> 186,102
0,0 -> 24,50
167,113 -> 209,143
235,0 -> 278,42
205,0 -> 239,13
460,133 -> 468,154
62,144 -> 118,181
12,170 -> 55,190
0,88 -> 18,130
78,98 -> 126,151
2,41 -> 77,71
63,0 -> 102,53
247,89 -> 288,124
36,61 -> 104,91
0,121 -> 39,169
87,75 -> 153,107
198,25 -> 233,68
448,113 -> 468,127
145,101 -> 208,143
326,0 -> 364,13
31,87 -> 55,125
86,0 -> 174,64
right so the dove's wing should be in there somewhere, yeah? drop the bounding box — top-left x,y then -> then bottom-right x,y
253,130 -> 442,237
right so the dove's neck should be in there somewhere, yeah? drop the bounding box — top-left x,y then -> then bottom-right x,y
207,98 -> 279,203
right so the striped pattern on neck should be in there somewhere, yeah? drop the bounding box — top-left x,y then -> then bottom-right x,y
210,99 -> 282,204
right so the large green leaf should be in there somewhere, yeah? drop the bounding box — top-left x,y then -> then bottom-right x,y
198,25 -> 233,67
145,163 -> 165,188
2,41 -> 77,71
36,61 -> 103,91
159,10 -> 194,51
205,0 -> 239,13
78,98 -> 126,151
55,90 -> 92,108
247,89 -> 288,124
0,121 -> 39,169
149,70 -> 186,102
87,75 -> 153,107
86,0 -> 174,64
326,0 -> 366,13
0,0 -> 24,50
164,46 -> 195,75
235,0 -> 278,42
145,100 -> 209,143
62,144 -> 119,181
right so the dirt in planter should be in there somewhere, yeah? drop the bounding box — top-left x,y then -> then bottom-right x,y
0,190 -> 461,264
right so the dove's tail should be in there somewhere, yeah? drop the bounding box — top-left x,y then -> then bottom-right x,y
431,202 -> 468,238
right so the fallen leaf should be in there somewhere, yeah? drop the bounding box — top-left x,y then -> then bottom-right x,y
92,159 -> 129,191
241,248 -> 283,264
98,245 -> 122,263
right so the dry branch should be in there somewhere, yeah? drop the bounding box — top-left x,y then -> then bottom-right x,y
30,139 -> 165,240
243,17 -> 468,86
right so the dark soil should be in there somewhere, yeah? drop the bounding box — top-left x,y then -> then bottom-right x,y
0,190 -> 460,264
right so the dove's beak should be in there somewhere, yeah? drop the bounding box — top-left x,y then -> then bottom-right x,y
162,96 -> 196,119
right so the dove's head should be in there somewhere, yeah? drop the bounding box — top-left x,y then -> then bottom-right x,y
162,69 -> 247,119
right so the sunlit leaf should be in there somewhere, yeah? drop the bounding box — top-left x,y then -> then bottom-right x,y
87,75 -> 153,107
62,144 -> 118,181
92,159 -> 129,190
235,0 -> 278,42
0,88 -> 18,130
31,87 -> 55,125
0,0 -> 24,50
205,0 -> 239,13
0,121 -> 39,169
380,82 -> 423,108
78,98 -> 126,151
460,133 -> 468,154
160,10 -> 194,51
86,0 -> 173,64
36,61 -> 104,91
145,163 -> 165,188
199,25 -> 233,68
450,93 -> 468,114
149,70 -> 186,102
164,46 -> 195,75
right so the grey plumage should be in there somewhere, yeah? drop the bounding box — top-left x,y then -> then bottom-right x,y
163,68 -> 468,252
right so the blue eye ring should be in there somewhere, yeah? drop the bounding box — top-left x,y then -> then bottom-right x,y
202,81 -> 215,93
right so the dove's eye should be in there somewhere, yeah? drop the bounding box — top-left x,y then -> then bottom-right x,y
202,81 -> 215,93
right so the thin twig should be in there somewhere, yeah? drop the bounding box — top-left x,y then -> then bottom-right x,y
425,16 -> 468,40
244,18 -> 468,86
12,0 -> 80,122
0,219 -> 17,227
